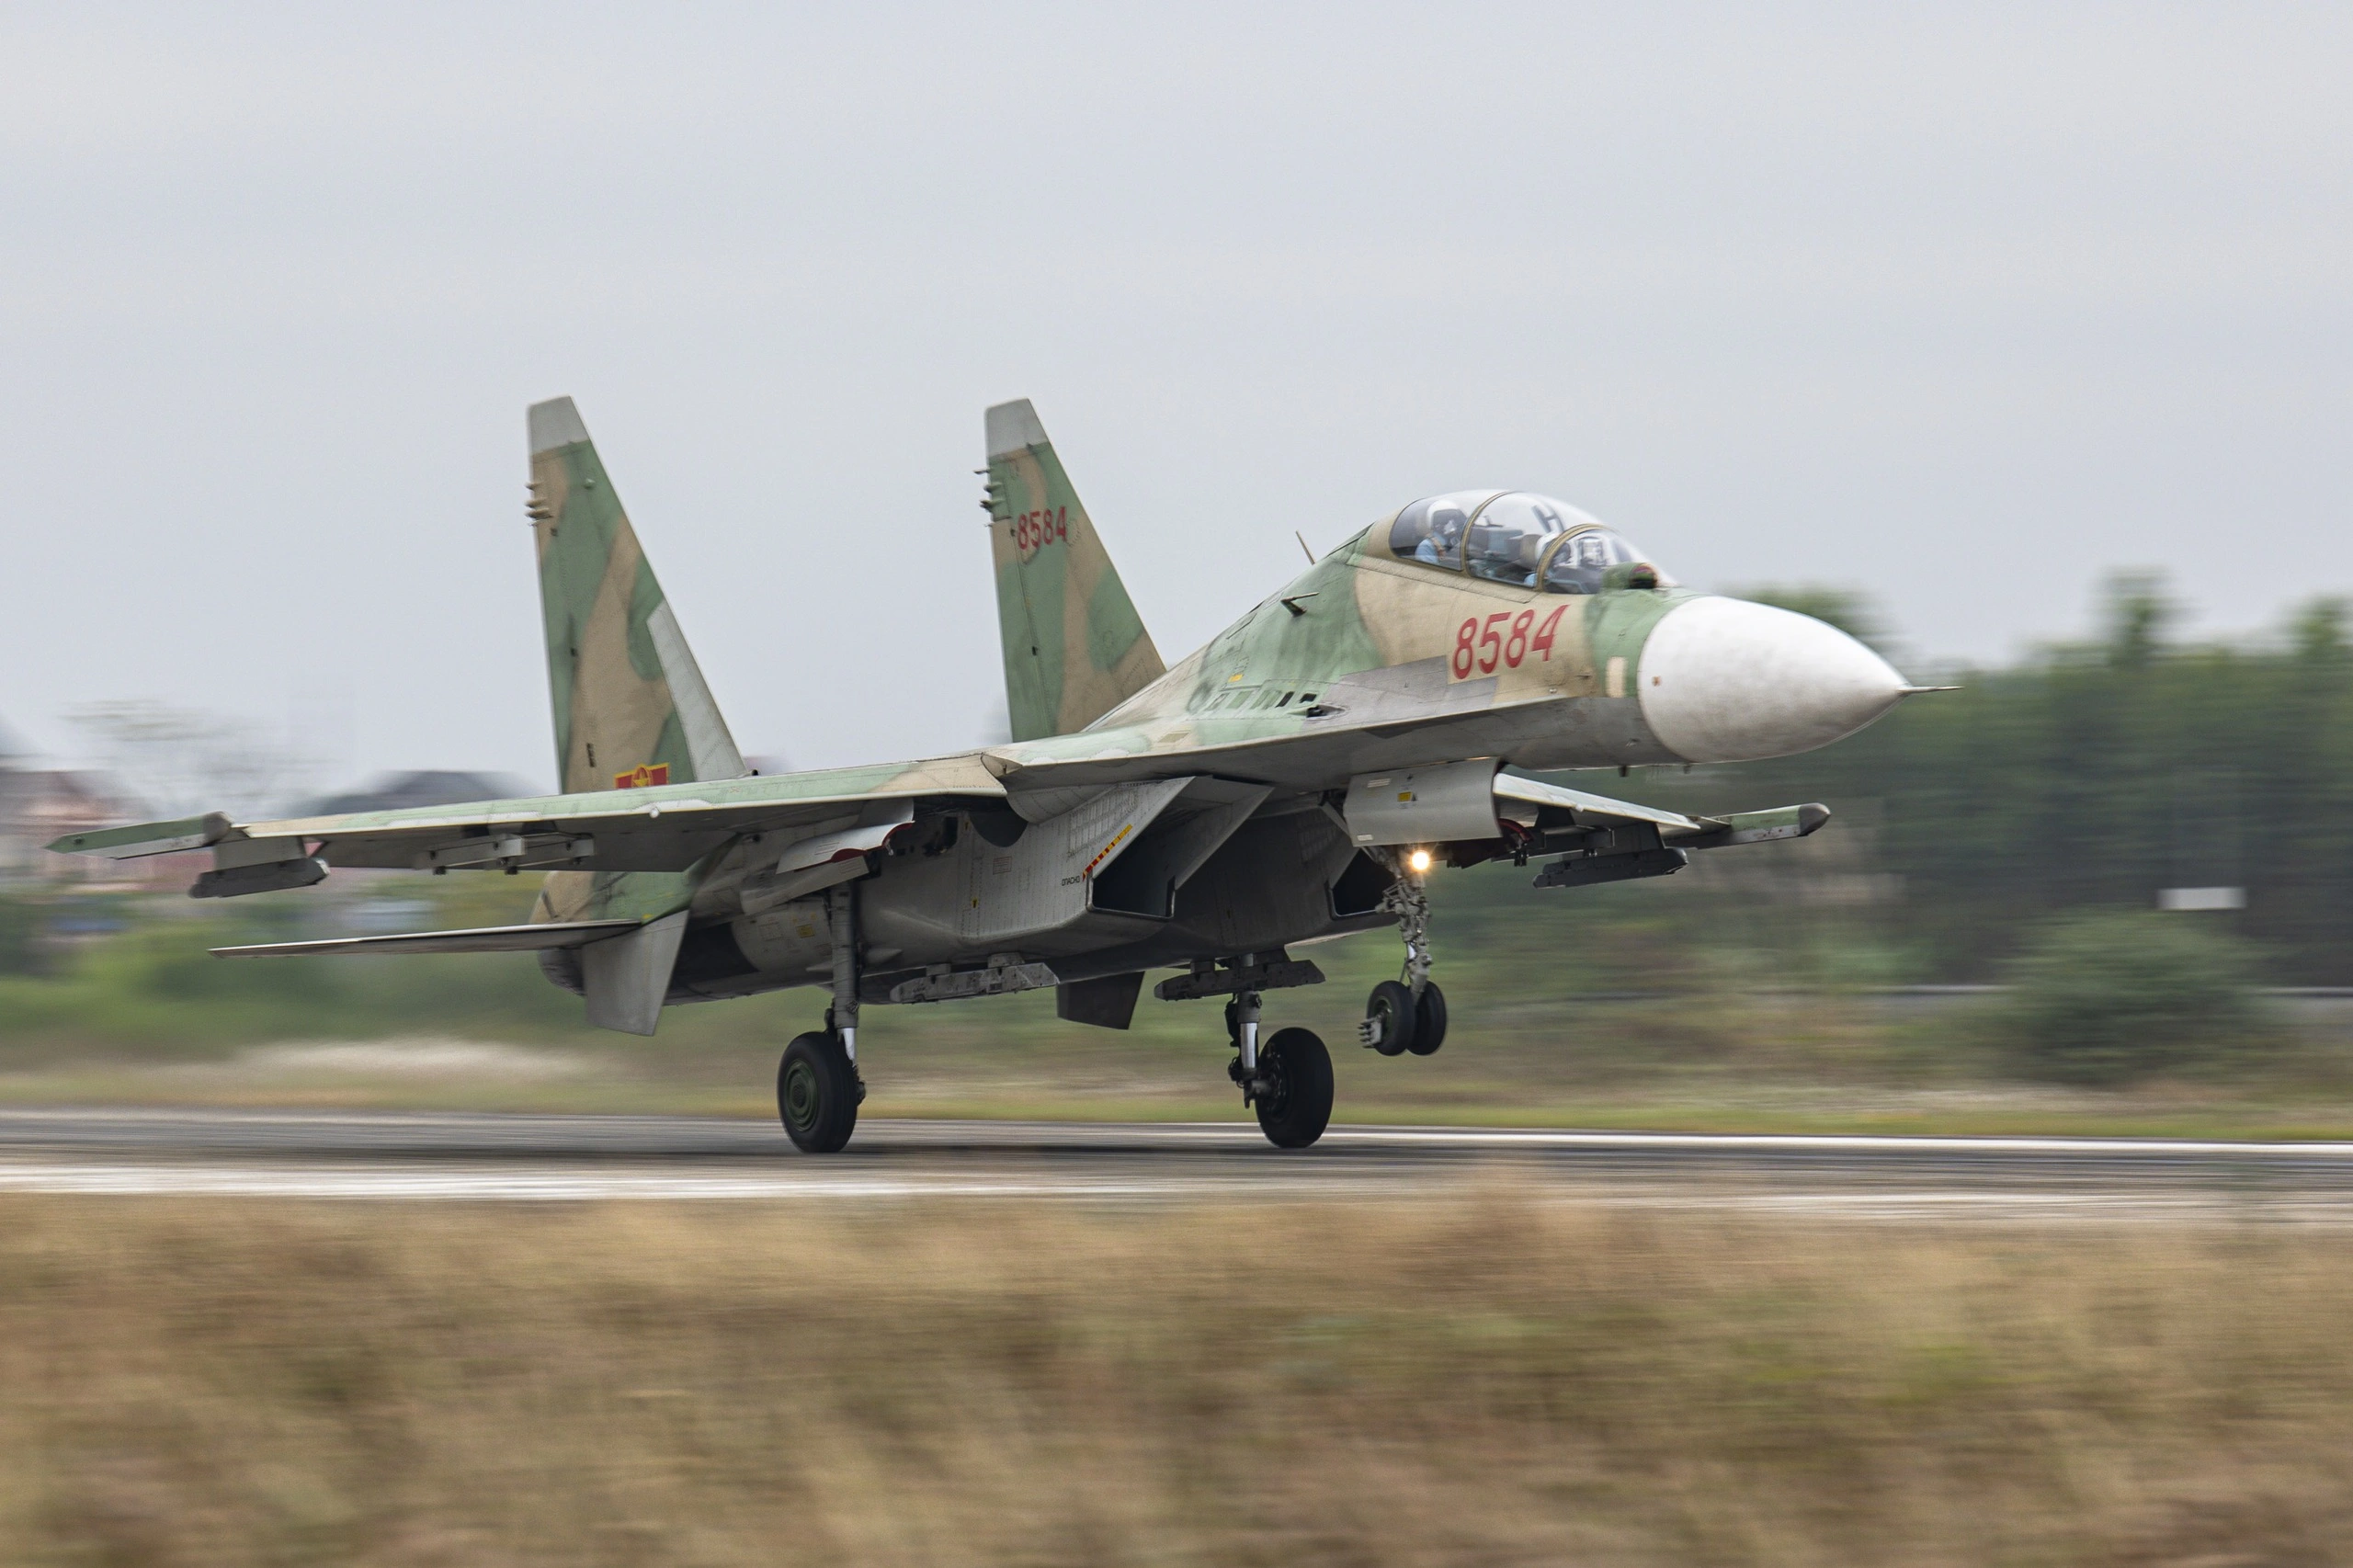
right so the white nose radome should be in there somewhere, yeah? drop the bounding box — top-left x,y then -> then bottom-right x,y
1637,597 -> 1909,764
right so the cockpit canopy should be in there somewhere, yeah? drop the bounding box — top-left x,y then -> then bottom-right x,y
1386,490 -> 1670,594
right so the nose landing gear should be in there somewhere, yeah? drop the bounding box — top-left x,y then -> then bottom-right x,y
1359,851 -> 1450,1057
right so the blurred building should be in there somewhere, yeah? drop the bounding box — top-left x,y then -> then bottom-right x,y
0,719 -> 188,889
295,770 -> 533,816
0,752 -> 540,895
0,767 -> 132,886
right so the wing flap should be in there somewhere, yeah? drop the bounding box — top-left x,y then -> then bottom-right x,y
267,760 -> 1002,869
48,756 -> 1010,881
211,920 -> 642,958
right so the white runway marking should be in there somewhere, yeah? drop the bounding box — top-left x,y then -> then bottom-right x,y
0,1164 -> 1263,1201
2,1114 -> 2351,1216
7,1108 -> 2353,1160
1325,1129 -> 2353,1156
0,1159 -> 2348,1224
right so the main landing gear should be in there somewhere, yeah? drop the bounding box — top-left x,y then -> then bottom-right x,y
1226,989 -> 1333,1149
1163,956 -> 1335,1149
1359,853 -> 1450,1059
779,883 -> 868,1154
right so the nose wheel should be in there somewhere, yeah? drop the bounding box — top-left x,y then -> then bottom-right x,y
1407,981 -> 1447,1054
1364,854 -> 1449,1056
1361,978 -> 1449,1055
1362,980 -> 1415,1055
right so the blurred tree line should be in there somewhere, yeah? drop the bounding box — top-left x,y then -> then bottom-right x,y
1609,574 -> 2353,983
0,878 -> 586,1055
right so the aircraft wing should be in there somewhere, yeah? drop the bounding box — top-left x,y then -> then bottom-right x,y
49,756 -> 1008,884
1495,773 -> 1830,846
1490,773 -> 1707,835
1487,772 -> 1827,844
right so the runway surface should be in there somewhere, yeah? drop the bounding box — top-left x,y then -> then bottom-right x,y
3,1108 -> 2353,1217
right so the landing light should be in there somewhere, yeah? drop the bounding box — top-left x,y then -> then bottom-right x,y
1407,848 -> 1432,873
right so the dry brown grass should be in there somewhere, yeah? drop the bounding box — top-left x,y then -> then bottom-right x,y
4,1192 -> 2352,1566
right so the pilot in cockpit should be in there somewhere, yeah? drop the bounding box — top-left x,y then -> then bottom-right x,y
1413,505 -> 1469,566
1390,491 -> 1668,594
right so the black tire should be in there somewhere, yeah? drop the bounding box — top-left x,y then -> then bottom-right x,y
1408,982 -> 1448,1055
1256,1027 -> 1334,1149
1364,980 -> 1416,1057
777,1030 -> 859,1153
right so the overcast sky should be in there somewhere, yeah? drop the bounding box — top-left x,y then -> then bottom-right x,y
5,3 -> 2348,792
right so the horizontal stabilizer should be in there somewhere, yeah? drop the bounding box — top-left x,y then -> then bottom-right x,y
212,920 -> 642,958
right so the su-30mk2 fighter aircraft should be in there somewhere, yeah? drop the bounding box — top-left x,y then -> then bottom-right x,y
54,398 -> 1931,1151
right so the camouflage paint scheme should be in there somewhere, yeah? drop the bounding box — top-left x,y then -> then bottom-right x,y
985,400 -> 1165,741
54,398 -> 1901,1034
524,398 -> 744,933
1043,525 -> 1693,777
529,399 -> 745,798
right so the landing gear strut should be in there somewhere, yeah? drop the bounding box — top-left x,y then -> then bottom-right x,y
778,883 -> 869,1154
1226,988 -> 1333,1149
1378,861 -> 1434,996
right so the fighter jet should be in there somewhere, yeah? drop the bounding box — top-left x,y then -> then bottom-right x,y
52,398 -> 1926,1151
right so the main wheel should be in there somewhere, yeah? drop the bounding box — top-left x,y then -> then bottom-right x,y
1408,982 -> 1449,1055
1364,980 -> 1416,1057
777,1030 -> 859,1153
1255,1027 -> 1334,1149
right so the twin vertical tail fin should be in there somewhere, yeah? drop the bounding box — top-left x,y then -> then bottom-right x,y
984,400 -> 1165,741
528,399 -> 745,795
527,397 -> 742,1036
